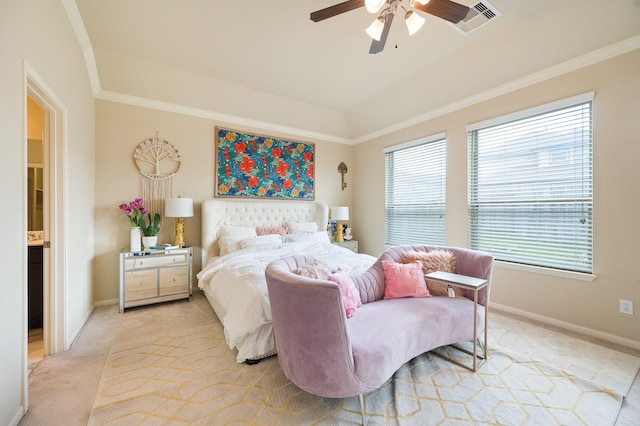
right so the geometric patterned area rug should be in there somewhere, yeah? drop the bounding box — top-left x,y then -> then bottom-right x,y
88,313 -> 639,425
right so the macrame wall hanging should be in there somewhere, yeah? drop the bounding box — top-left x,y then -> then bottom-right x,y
133,132 -> 181,217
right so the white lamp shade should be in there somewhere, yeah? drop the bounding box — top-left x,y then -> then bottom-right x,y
165,197 -> 194,218
365,0 -> 385,14
365,17 -> 385,41
414,0 -> 430,5
405,11 -> 425,35
331,206 -> 349,221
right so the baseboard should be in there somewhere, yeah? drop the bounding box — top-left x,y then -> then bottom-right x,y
8,406 -> 25,426
491,302 -> 640,351
93,298 -> 119,307
92,291 -> 202,309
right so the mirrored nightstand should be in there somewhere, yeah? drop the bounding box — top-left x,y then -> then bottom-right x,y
119,247 -> 192,312
332,240 -> 358,253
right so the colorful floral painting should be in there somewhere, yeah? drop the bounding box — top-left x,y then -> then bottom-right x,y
215,127 -> 315,199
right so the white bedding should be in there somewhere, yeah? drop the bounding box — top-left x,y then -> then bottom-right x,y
197,238 -> 376,362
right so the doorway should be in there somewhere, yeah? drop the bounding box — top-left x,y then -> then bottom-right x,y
26,96 -> 45,374
24,64 -> 68,410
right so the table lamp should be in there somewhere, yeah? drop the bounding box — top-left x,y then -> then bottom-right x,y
331,206 -> 349,243
165,197 -> 194,247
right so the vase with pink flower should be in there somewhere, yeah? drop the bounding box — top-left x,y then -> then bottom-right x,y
119,198 -> 148,252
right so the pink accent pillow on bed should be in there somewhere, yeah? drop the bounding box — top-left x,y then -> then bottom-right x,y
327,271 -> 362,318
382,260 -> 431,299
256,225 -> 287,236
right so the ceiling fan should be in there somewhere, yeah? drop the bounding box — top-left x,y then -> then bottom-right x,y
310,0 -> 470,54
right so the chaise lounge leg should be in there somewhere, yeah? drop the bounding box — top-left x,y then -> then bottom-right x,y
359,394 -> 366,425
477,338 -> 486,359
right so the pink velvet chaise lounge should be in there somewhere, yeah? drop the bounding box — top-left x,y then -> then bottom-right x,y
265,244 -> 494,423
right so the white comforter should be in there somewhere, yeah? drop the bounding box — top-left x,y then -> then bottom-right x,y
197,240 -> 376,362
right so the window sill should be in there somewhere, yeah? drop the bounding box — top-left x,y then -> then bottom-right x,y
495,260 -> 596,282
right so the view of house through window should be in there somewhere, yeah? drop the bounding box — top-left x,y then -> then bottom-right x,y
467,94 -> 594,273
384,134 -> 447,246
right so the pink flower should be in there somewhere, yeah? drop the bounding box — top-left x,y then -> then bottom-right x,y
118,198 -> 147,227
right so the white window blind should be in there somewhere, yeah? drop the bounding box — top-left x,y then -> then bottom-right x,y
385,135 -> 446,246
468,96 -> 593,273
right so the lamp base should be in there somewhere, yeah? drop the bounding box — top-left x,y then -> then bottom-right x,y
335,221 -> 345,243
173,218 -> 185,248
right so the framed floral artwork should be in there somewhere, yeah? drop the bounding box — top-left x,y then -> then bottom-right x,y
215,127 -> 315,199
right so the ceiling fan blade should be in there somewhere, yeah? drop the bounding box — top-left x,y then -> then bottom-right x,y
413,0 -> 470,24
310,0 -> 365,22
369,12 -> 394,55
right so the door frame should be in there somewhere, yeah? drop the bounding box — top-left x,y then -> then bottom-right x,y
23,62 -> 68,407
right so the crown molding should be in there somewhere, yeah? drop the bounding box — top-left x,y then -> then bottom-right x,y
96,90 -> 353,145
354,35 -> 640,144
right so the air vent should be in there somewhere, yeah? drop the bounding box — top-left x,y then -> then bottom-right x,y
452,1 -> 501,34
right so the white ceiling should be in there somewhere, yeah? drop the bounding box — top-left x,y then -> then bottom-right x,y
74,0 -> 640,140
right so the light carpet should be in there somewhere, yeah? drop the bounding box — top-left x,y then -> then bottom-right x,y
89,313 -> 639,425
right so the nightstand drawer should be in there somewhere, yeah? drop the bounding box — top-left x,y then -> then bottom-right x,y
124,254 -> 188,270
159,267 -> 189,295
125,270 -> 158,300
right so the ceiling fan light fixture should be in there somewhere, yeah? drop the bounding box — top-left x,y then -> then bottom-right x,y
404,11 -> 425,35
365,16 -> 385,40
365,0 -> 386,14
413,0 -> 430,5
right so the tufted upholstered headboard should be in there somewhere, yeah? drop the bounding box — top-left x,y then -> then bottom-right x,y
201,199 -> 329,266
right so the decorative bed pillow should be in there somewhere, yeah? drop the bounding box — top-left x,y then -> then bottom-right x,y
401,249 -> 458,297
255,225 -> 287,236
218,225 -> 259,255
240,234 -> 282,250
293,261 -> 331,280
382,260 -> 431,299
282,231 -> 330,244
327,271 -> 362,318
218,237 -> 243,256
219,224 -> 257,239
219,234 -> 282,255
283,219 -> 318,234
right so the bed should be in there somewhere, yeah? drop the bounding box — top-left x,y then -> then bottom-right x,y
197,199 -> 376,363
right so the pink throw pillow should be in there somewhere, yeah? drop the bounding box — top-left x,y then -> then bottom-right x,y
256,225 -> 287,236
382,260 -> 432,299
327,271 -> 362,318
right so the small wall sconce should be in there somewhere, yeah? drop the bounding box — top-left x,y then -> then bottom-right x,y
338,162 -> 348,191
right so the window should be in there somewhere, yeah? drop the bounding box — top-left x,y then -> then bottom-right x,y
468,93 -> 593,273
385,134 -> 447,246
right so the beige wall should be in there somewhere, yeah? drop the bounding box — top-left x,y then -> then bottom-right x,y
0,0 -> 95,424
353,49 -> 640,346
93,100 -> 354,302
